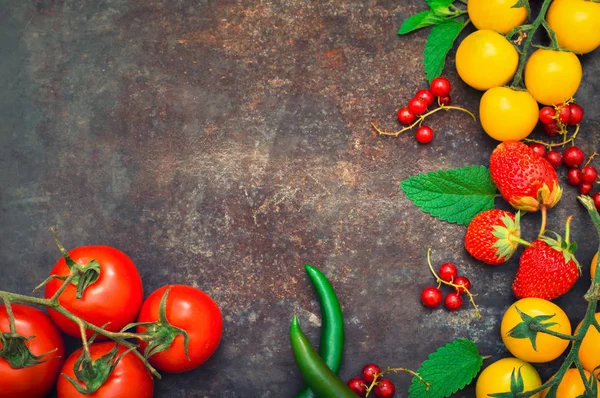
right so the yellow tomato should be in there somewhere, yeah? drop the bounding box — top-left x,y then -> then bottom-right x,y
542,369 -> 599,397
479,87 -> 538,141
547,0 -> 600,54
592,252 -> 597,280
468,0 -> 528,34
476,357 -> 542,398
524,49 -> 582,105
576,313 -> 600,379
456,30 -> 519,91
501,298 -> 571,363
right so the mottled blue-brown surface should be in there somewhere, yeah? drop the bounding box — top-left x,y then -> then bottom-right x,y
1,0 -> 599,397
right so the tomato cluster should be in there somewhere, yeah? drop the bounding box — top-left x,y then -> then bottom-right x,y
0,245 -> 223,397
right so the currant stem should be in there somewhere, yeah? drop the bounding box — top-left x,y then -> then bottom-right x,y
363,367 -> 427,397
1,295 -> 17,336
523,124 -> 580,148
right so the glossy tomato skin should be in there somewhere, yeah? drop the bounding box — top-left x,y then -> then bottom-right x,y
524,49 -> 582,106
547,0 -> 600,54
542,368 -> 599,397
57,342 -> 154,398
476,357 -> 541,398
479,87 -> 538,141
137,284 -> 223,373
576,313 -> 600,379
468,0 -> 528,34
0,304 -> 65,398
44,246 -> 144,338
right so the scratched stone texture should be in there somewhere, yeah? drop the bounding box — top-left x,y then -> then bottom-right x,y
1,0 -> 599,397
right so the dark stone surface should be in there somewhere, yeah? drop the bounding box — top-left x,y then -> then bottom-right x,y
1,0 -> 599,396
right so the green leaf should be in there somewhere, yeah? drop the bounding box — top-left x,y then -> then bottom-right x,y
426,0 -> 454,16
398,10 -> 446,35
423,19 -> 464,83
408,339 -> 484,398
400,165 -> 497,226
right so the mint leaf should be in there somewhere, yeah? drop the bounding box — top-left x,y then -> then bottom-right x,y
398,10 -> 446,35
426,0 -> 454,16
423,19 -> 464,82
400,165 -> 497,226
408,339 -> 484,398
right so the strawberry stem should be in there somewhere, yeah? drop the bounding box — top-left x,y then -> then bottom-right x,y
538,205 -> 547,238
509,236 -> 534,248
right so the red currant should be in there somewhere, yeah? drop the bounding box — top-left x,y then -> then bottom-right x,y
347,378 -> 367,397
438,262 -> 458,282
542,122 -> 561,137
563,146 -> 585,168
439,95 -> 451,106
557,105 -> 571,124
546,150 -> 563,168
373,379 -> 395,398
581,165 -> 598,183
415,89 -> 435,106
430,77 -> 451,97
421,286 -> 443,309
529,143 -> 546,158
361,364 -> 381,383
415,126 -> 434,144
397,107 -> 416,125
579,182 -> 593,195
592,192 -> 600,210
566,167 -> 582,186
568,103 -> 584,125
408,97 -> 428,115
454,276 -> 471,294
539,107 -> 556,124
444,292 -> 463,311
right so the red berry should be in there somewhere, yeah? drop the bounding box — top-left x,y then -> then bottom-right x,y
557,104 -> 571,124
430,77 -> 451,97
415,89 -> 435,106
539,107 -> 556,124
542,122 -> 561,136
439,95 -> 452,106
592,192 -> 600,210
438,262 -> 458,282
580,165 -> 598,183
566,167 -> 582,186
397,107 -> 416,125
563,146 -> 585,168
361,364 -> 381,383
373,379 -> 395,398
546,150 -> 563,168
454,276 -> 471,294
347,378 -> 367,397
444,292 -> 463,311
421,286 -> 443,309
529,143 -> 546,158
408,97 -> 428,115
568,103 -> 584,125
579,182 -> 593,195
415,126 -> 434,144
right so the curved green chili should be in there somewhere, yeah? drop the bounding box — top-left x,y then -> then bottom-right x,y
295,264 -> 345,398
290,316 -> 356,398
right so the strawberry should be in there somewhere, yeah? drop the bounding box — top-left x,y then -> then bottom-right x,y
512,218 -> 580,300
465,209 -> 525,265
490,141 -> 562,212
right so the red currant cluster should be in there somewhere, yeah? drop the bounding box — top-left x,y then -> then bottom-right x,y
421,262 -> 472,312
347,364 -> 395,398
396,77 -> 452,144
538,101 -> 584,136
529,143 -> 600,209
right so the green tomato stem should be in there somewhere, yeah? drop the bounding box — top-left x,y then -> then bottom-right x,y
1,295 -> 17,336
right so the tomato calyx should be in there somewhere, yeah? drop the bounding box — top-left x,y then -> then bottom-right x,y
0,332 -> 59,369
487,367 -> 527,398
62,342 -> 133,394
506,306 -> 560,351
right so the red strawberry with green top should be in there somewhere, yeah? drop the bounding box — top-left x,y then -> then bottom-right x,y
490,141 -> 562,213
512,217 -> 580,301
465,209 -> 525,265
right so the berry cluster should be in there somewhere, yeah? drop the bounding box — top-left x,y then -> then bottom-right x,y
347,364 -> 395,398
421,262 -> 472,312
538,101 -> 584,137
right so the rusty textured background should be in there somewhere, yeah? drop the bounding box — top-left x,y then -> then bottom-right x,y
1,0 -> 599,397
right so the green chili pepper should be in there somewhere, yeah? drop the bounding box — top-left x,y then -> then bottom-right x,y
290,316 -> 356,398
295,264 -> 345,398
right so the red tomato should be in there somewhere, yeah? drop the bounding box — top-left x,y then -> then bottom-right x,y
0,304 -> 65,398
137,284 -> 223,373
57,342 -> 154,398
44,246 -> 144,338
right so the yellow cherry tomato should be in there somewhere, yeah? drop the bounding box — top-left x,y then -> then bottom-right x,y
524,49 -> 582,105
468,0 -> 528,34
476,357 -> 542,398
547,0 -> 600,54
591,252 -> 597,280
479,87 -> 538,141
456,30 -> 519,91
501,298 -> 571,363
576,313 -> 600,379
542,369 -> 599,397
